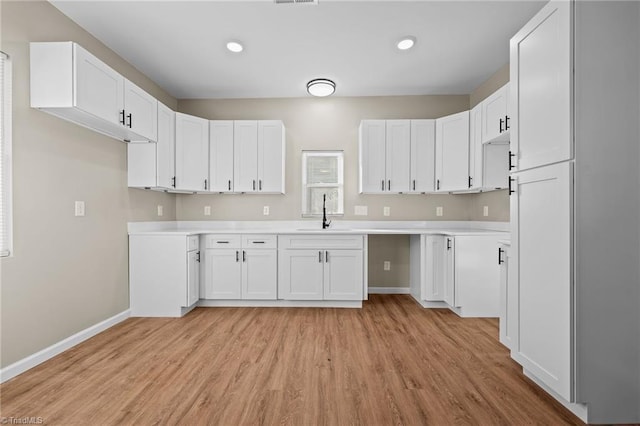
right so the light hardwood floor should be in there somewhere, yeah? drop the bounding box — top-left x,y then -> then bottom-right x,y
0,295 -> 583,425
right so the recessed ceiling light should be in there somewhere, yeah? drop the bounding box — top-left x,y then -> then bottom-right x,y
226,41 -> 243,53
397,36 -> 416,51
307,79 -> 336,97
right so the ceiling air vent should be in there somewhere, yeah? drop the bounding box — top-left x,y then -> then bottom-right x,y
274,0 -> 318,4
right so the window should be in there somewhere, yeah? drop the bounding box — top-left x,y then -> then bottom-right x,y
302,151 -> 344,216
1,51 -> 12,257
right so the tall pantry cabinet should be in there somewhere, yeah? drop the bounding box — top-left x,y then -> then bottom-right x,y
509,1 -> 640,423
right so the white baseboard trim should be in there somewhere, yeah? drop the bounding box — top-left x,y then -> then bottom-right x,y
0,309 -> 131,384
368,287 -> 410,294
198,300 -> 362,309
523,369 -> 588,423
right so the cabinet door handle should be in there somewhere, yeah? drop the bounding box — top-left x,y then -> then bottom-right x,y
505,116 -> 510,131
508,151 -> 515,170
319,251 -> 322,263
253,180 -> 256,191
217,241 -> 229,244
204,179 -> 208,190
468,176 -> 472,188
171,176 -> 176,188
127,113 -> 132,128
413,180 -> 416,191
253,241 -> 265,244
242,250 -> 246,262
447,238 -> 452,250
381,180 -> 385,191
499,118 -> 504,133
119,110 -> 126,125
259,180 -> 262,191
236,250 -> 239,262
436,179 -> 440,191
388,180 -> 391,191
325,250 -> 329,263
509,177 -> 515,195
228,180 -> 231,191
196,251 -> 201,263
498,247 -> 504,265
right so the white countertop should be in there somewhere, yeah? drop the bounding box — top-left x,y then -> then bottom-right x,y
128,220 -> 510,237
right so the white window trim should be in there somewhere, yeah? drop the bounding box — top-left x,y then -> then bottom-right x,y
1,51 -> 12,258
301,150 -> 344,217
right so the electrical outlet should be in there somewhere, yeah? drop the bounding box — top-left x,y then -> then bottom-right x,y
157,205 -> 163,217
383,261 -> 391,271
74,201 -> 85,217
354,205 -> 368,216
483,206 -> 489,217
383,206 -> 391,217
204,206 -> 211,216
263,206 -> 270,216
436,206 -> 443,217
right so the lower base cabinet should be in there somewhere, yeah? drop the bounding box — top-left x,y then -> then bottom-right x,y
498,242 -> 516,350
278,235 -> 364,301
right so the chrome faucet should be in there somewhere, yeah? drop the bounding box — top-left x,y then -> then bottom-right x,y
322,194 -> 331,229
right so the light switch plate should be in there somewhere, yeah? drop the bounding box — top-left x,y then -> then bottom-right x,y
157,205 -> 163,217
263,206 -> 270,216
483,206 -> 489,217
74,201 -> 85,217
204,206 -> 211,216
384,261 -> 391,271
436,206 -> 443,217
354,205 -> 368,216
383,206 -> 390,217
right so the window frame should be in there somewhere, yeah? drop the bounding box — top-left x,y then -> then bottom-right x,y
1,51 -> 13,258
301,150 -> 344,217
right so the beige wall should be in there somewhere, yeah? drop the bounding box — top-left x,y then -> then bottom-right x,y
0,1 -> 177,368
469,62 -> 510,109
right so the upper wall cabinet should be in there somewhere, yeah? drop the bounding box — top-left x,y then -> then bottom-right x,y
470,103 -> 509,191
211,120 -> 285,194
435,111 -> 470,192
175,112 -> 209,192
30,42 -> 158,143
359,119 -> 435,194
481,83 -> 510,144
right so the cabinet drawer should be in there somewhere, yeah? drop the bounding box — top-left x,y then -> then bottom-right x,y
242,234 -> 277,249
187,235 -> 200,251
204,234 -> 241,249
278,235 -> 364,250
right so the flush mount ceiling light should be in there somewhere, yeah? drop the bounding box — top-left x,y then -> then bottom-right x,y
307,79 -> 336,97
226,41 -> 244,53
397,36 -> 416,51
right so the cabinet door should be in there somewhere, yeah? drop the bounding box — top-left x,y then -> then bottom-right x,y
242,249 -> 277,300
175,113 -> 209,192
123,79 -> 158,142
510,1 -> 571,171
469,104 -> 483,190
435,111 -> 470,192
278,250 -> 324,300
74,44 -> 123,127
234,121 -> 258,192
323,250 -> 363,301
202,249 -> 242,299
409,120 -> 435,193
186,250 -> 200,307
499,244 -> 516,350
511,162 -> 572,401
481,84 -> 510,144
359,120 -> 386,193
127,142 -> 157,188
385,120 -> 411,193
257,121 -> 285,193
210,120 -> 235,192
156,103 -> 176,189
424,235 -> 444,301
443,237 -> 457,307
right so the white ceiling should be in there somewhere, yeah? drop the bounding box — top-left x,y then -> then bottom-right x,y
50,0 -> 545,99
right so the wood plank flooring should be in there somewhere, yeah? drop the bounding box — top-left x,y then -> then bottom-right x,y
0,295 -> 583,425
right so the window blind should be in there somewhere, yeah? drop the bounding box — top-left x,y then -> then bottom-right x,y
1,51 -> 11,257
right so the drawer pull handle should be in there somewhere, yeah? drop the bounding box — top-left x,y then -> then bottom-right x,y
253,241 -> 266,244
216,241 -> 230,244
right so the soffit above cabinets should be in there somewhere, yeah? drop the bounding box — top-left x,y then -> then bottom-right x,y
49,0 -> 545,99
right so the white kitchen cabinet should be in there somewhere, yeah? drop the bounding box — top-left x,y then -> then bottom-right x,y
278,235 -> 364,301
210,120 -> 235,192
202,235 -> 277,300
175,112 -> 209,192
30,41 -> 158,143
409,120 -> 436,193
469,103 -> 509,191
129,234 -> 200,317
359,119 -> 433,194
481,83 -> 510,144
127,102 -> 175,189
510,2 -> 571,172
435,111 -> 470,192
232,121 -> 285,193
443,236 -> 457,307
498,242 -> 516,351
424,235 -> 445,301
